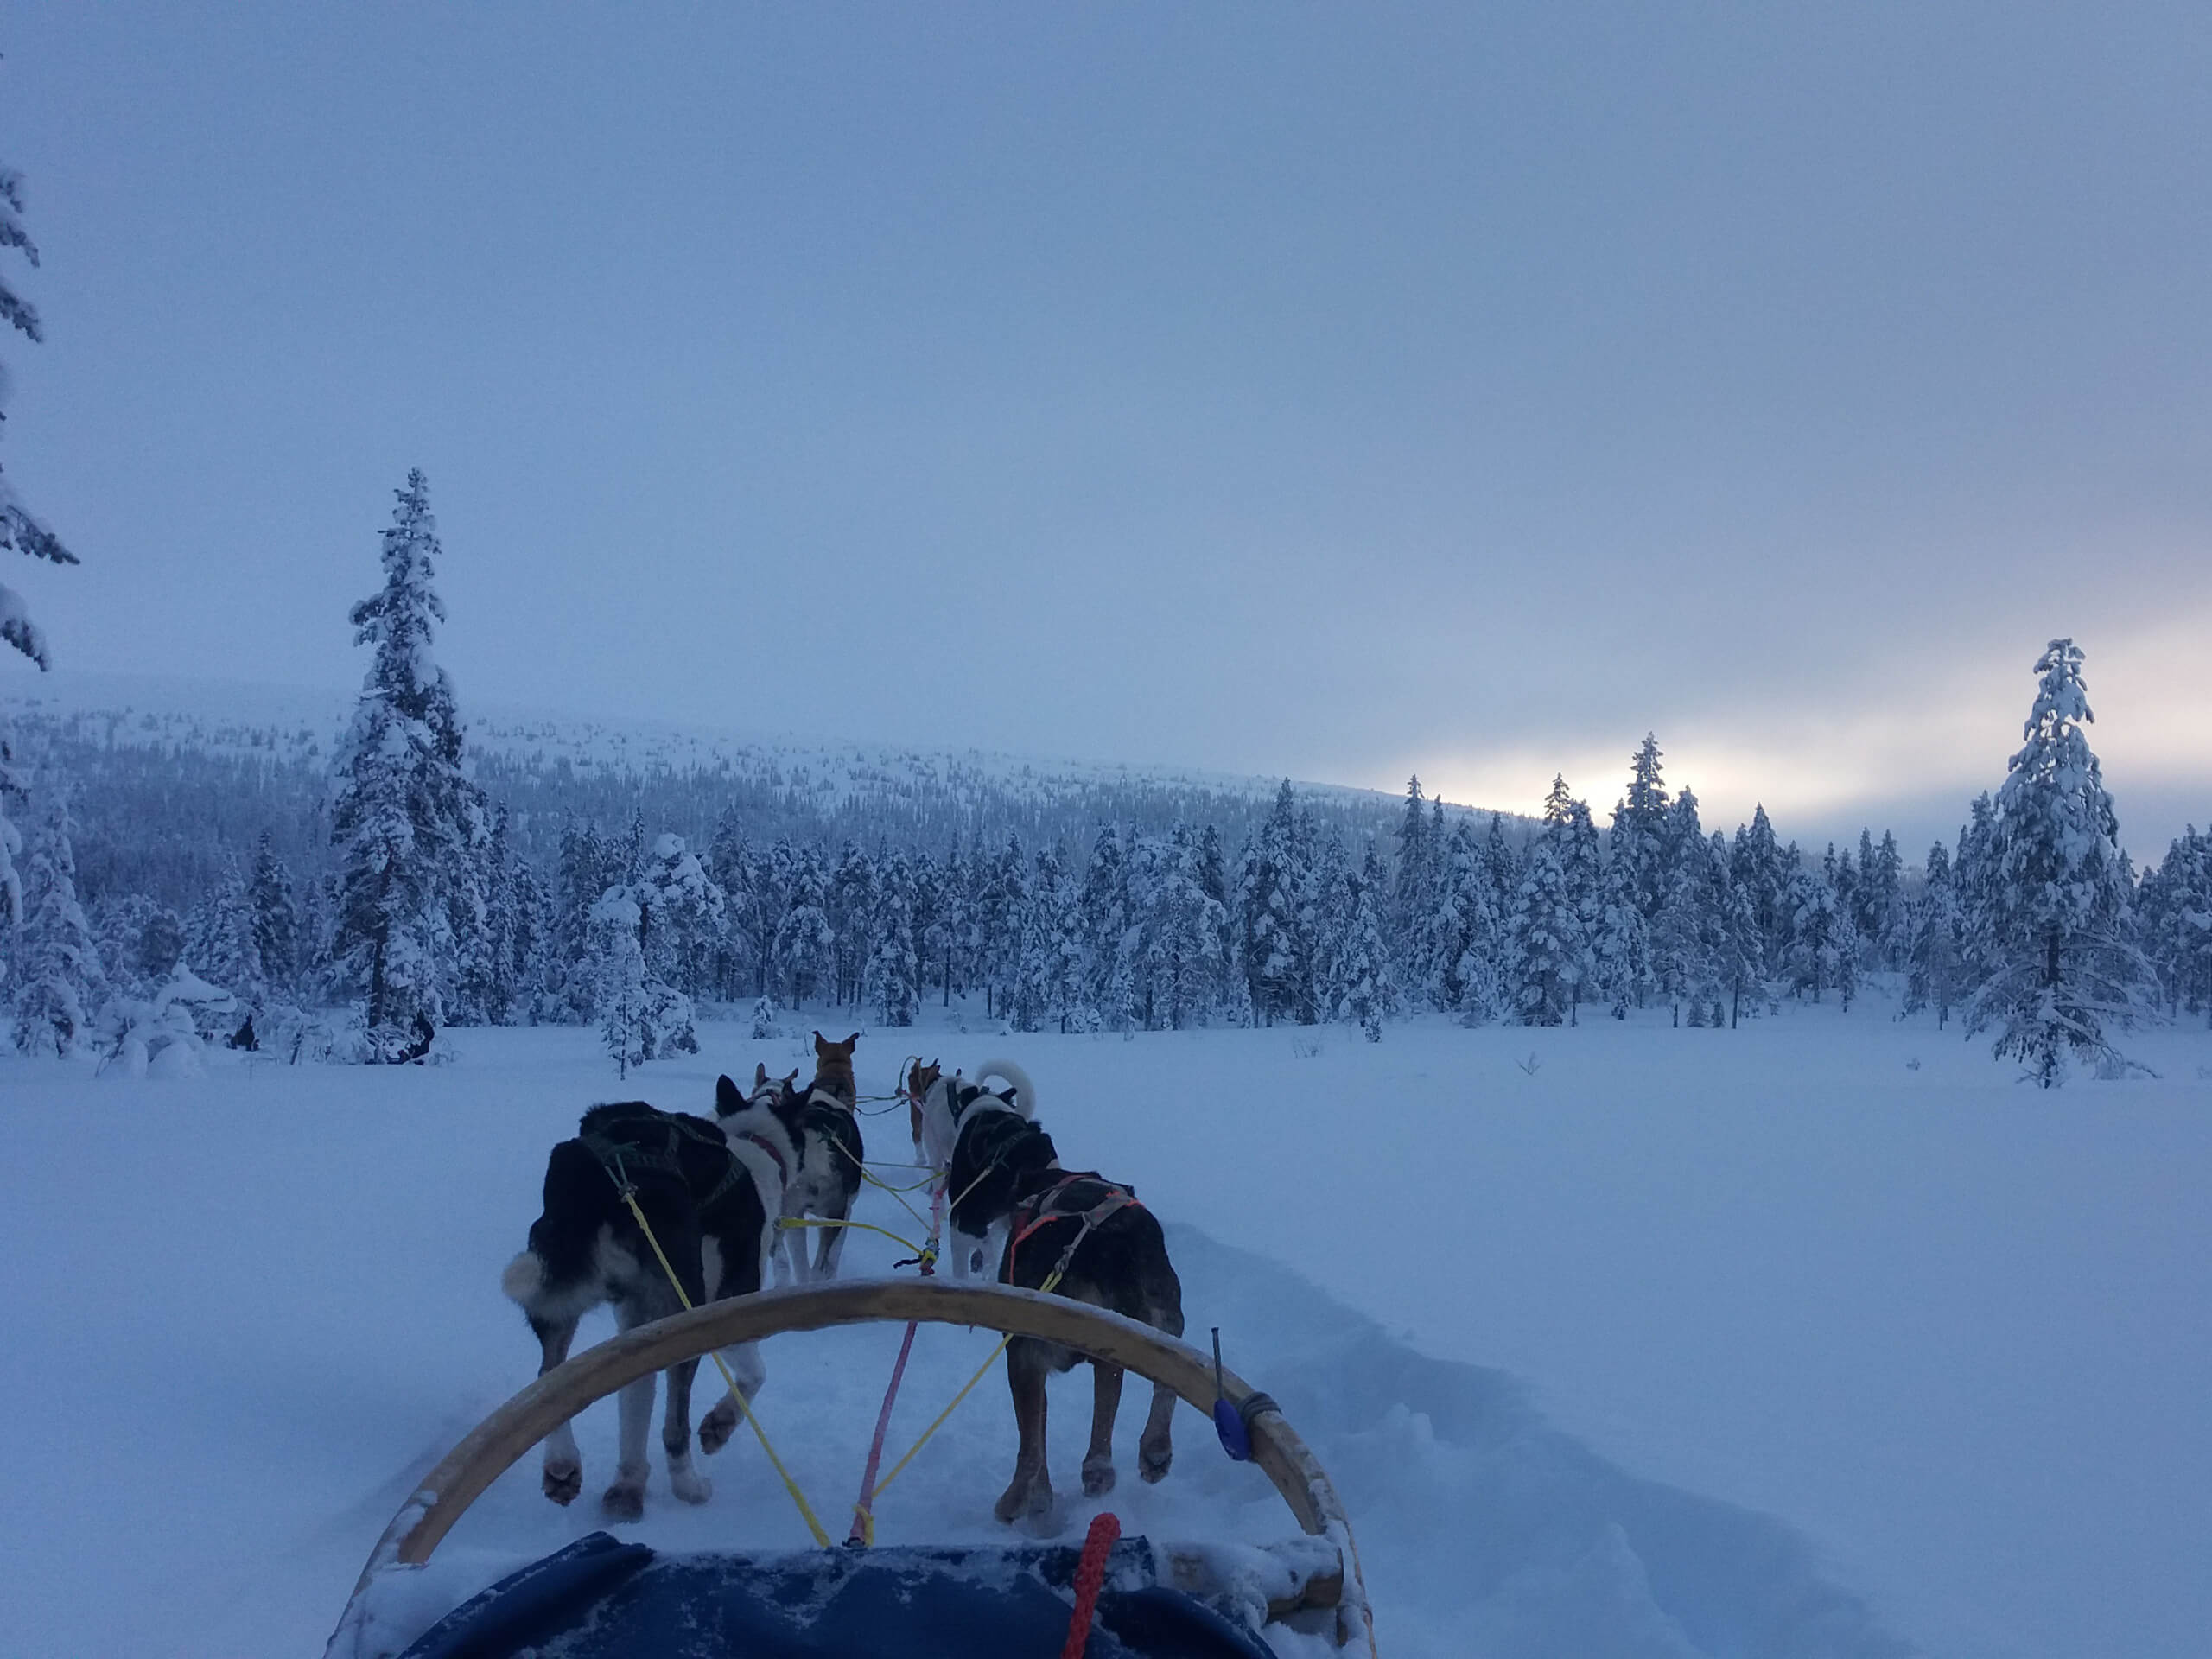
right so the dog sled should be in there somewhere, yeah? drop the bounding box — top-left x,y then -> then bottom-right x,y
326,1278 -> 1371,1659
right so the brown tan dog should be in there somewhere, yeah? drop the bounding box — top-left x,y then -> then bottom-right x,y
810,1031 -> 861,1106
776,1032 -> 864,1281
904,1058 -> 943,1158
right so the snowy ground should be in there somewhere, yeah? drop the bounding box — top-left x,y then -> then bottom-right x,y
2,998 -> 2207,1658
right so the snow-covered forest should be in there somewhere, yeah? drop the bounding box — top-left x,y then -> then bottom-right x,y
3,470 -> 2204,1084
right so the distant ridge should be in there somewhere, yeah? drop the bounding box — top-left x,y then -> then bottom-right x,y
0,666 -> 1463,816
0,669 -> 1518,911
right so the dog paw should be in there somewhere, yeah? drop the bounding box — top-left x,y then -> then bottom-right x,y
699,1401 -> 736,1456
1138,1435 -> 1173,1484
1081,1454 -> 1117,1497
600,1482 -> 646,1522
670,1465 -> 712,1506
994,1471 -> 1053,1525
543,1459 -> 582,1506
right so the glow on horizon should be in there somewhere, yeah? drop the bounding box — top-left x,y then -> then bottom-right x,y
1397,614 -> 2211,855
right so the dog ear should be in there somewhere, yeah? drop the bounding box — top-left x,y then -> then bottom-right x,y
781,1068 -> 798,1087
844,1032 -> 861,1049
753,1062 -> 769,1086
813,1029 -> 827,1051
715,1075 -> 742,1115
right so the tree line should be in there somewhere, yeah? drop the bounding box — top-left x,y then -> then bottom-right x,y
4,472 -> 2208,1084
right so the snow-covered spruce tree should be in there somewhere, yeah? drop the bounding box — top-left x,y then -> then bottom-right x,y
638,832 -> 728,1002
1334,842 -> 1397,1040
1416,820 -> 1480,1013
1646,849 -> 1713,1027
1952,792 -> 1999,993
1710,830 -> 1764,1027
93,893 -> 183,1000
1590,843 -> 1649,1020
1197,823 -> 1241,1017
1136,825 -> 1226,1031
1963,639 -> 2149,1084
590,885 -> 696,1077
1392,775 -> 1434,986
184,857 -> 264,1013
1608,734 -> 1675,950
826,841 -> 875,1008
1240,781 -> 1315,1024
10,792 -> 104,1054
1731,805 -> 1793,976
1509,776 -> 1590,1027
0,151 -> 79,929
1008,842 -> 1081,1033
327,472 -> 488,1060
547,820 -> 615,1020
972,836 -> 1028,1020
706,808 -> 762,1001
863,850 -> 920,1027
1784,863 -> 1859,1007
1079,824 -> 1129,1025
771,849 -> 835,1010
919,840 -> 962,1007
466,805 -> 520,1026
1904,839 -> 1967,1029
248,831 -> 300,997
1866,830 -> 1909,973
2137,827 -> 2212,1024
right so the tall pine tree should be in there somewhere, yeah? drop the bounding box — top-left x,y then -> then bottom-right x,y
1964,639 -> 2147,1084
327,471 -> 487,1059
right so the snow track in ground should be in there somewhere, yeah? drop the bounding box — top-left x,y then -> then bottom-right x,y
3,1009 -> 2206,1656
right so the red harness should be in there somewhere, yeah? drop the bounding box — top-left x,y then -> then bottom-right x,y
732,1128 -> 789,1185
1004,1172 -> 1142,1282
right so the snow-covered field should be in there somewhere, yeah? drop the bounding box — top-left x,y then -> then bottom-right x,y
3,1001 -> 2207,1658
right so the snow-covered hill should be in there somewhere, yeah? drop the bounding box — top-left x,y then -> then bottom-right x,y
0,667 -> 1456,831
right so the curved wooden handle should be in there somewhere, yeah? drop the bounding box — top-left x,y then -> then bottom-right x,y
350,1279 -> 1350,1596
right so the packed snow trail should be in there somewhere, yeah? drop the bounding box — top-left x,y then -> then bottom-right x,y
3,1010 -> 2207,1656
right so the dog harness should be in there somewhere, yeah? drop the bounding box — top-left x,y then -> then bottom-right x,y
582,1110 -> 749,1211
1003,1171 -> 1142,1282
729,1128 -> 790,1185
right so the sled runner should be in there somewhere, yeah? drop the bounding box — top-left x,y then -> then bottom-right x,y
326,1279 -> 1370,1658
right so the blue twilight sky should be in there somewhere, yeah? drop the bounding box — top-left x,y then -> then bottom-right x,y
1,3 -> 2207,859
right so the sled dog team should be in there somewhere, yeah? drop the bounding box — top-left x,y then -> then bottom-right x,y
502,1033 -> 1185,1526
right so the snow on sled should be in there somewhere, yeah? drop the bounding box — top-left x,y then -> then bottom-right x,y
325,1279 -> 1371,1659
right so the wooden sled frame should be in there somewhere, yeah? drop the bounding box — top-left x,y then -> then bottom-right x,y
347,1279 -> 1359,1637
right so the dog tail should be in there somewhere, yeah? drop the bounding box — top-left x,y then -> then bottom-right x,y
972,1058 -> 1037,1119
501,1249 -> 546,1307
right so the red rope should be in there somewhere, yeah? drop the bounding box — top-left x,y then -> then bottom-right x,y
1060,1510 -> 1122,1659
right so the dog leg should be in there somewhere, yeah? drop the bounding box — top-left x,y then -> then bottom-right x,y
601,1367 -> 656,1521
663,1357 -> 711,1505
699,1340 -> 765,1456
780,1214 -> 811,1287
815,1194 -> 852,1281
995,1339 -> 1054,1524
1136,1379 -> 1176,1484
531,1315 -> 585,1505
600,1300 -> 659,1521
950,1224 -> 987,1281
1082,1360 -> 1124,1497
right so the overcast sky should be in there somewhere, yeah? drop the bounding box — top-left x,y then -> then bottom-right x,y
3,3 -> 2207,859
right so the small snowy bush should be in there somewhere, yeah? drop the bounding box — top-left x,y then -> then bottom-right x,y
92,963 -> 238,1079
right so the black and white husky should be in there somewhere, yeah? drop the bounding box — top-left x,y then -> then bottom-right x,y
500,1081 -> 799,1521
989,1164 -> 1185,1523
906,1058 -> 1047,1279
